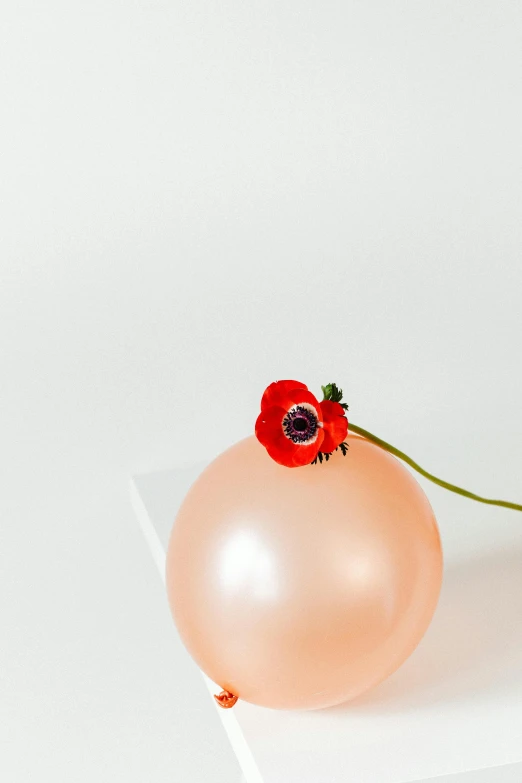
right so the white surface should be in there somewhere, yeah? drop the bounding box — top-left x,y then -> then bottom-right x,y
2,1 -> 522,781
129,473 -> 250,783
132,461 -> 522,783
130,470 -> 261,783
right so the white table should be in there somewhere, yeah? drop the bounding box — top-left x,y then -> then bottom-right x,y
131,459 -> 522,783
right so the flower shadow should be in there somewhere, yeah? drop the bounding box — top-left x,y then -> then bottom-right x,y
328,546 -> 522,715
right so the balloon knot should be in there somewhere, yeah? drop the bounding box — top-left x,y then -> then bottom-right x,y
214,689 -> 238,709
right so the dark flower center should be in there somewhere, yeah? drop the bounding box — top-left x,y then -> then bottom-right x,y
282,405 -> 319,444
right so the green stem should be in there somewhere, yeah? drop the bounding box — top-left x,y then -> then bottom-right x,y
349,422 -> 522,513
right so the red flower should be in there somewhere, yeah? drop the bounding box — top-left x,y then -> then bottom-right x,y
255,380 -> 348,467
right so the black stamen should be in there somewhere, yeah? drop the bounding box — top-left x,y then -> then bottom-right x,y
282,405 -> 319,444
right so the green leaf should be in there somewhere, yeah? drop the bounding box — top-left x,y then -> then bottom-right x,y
321,382 -> 345,404
321,383 -> 333,400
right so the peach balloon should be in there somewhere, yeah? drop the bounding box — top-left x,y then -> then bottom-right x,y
166,433 -> 443,710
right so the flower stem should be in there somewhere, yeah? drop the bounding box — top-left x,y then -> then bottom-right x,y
349,422 -> 522,513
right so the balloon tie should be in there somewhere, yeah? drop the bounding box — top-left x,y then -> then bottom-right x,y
214,689 -> 239,709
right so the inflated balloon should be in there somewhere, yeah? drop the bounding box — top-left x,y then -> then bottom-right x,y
166,433 -> 443,710
166,377 -> 522,711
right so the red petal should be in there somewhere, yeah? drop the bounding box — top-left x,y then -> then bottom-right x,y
255,406 -> 286,447
289,428 -> 324,466
261,380 -> 308,412
264,432 -> 300,467
319,400 -> 348,452
320,399 -> 345,419
286,389 -> 323,421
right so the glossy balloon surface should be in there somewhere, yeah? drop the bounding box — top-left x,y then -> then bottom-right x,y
166,434 -> 443,710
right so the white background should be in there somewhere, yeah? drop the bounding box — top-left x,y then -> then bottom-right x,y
1,2 -> 522,781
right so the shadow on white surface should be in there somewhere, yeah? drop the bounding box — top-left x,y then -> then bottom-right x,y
328,545 -> 522,715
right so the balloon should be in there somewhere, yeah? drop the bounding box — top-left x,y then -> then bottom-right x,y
166,433 -> 443,710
